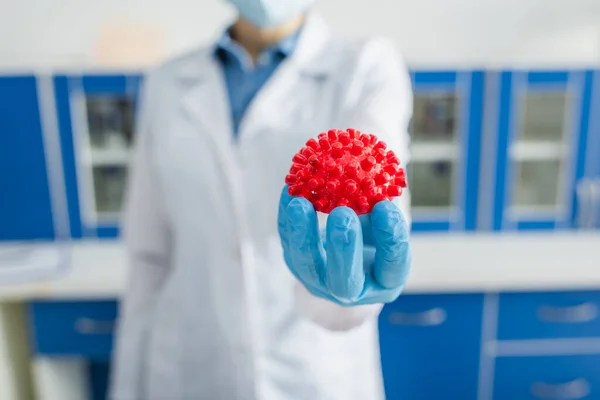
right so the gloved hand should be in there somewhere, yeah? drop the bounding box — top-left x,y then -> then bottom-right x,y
278,186 -> 411,306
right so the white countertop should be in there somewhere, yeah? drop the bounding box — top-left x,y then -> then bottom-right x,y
0,232 -> 599,301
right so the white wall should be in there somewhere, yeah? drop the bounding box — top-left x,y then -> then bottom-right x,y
1,0 -> 600,69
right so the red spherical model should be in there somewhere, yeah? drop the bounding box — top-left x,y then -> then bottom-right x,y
285,128 -> 407,215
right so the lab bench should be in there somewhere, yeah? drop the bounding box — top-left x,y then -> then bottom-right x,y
21,293 -> 600,400
1,68 -> 600,400
1,235 -> 600,400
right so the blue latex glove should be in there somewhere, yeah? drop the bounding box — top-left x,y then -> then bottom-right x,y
278,186 -> 411,306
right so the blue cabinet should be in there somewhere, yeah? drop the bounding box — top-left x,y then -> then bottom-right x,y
486,291 -> 600,400
25,291 -> 600,400
379,293 -> 484,399
0,76 -> 60,241
489,70 -> 595,231
408,71 -> 484,232
54,74 -> 143,239
497,291 -> 600,341
4,67 -> 600,242
30,300 -> 118,361
494,355 -> 600,400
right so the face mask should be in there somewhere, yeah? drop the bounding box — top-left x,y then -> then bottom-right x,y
227,0 -> 315,28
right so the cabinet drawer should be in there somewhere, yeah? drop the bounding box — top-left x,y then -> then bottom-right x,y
494,355 -> 600,399
30,300 -> 118,360
379,293 -> 484,400
498,292 -> 600,340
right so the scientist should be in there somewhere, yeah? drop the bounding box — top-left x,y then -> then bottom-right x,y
109,0 -> 413,399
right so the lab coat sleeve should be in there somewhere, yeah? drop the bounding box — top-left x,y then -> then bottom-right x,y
294,37 -> 413,332
109,73 -> 172,400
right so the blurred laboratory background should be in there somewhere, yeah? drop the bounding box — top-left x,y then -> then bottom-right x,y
1,0 -> 600,399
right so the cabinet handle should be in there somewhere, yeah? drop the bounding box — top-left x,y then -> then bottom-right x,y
576,179 -> 596,229
537,303 -> 598,324
592,179 -> 600,228
75,318 -> 115,335
388,308 -> 447,326
530,378 -> 590,399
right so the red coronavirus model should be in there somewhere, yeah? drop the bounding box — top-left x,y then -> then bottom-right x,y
286,128 -> 407,215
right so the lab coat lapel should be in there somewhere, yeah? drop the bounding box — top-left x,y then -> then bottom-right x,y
177,49 -> 234,155
175,49 -> 249,236
238,14 -> 334,142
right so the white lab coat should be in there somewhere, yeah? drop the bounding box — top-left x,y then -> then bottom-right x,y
109,14 -> 412,400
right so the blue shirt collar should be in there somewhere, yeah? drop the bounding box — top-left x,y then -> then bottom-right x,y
214,25 -> 302,66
